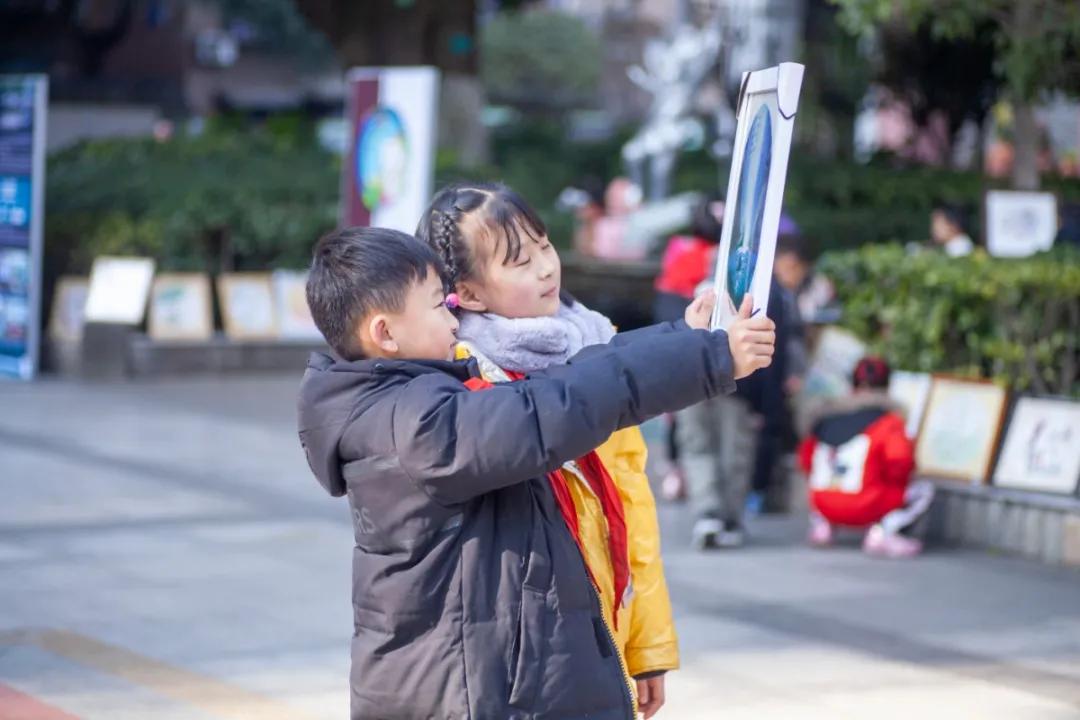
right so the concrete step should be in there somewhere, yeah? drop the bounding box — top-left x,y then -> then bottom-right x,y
926,479 -> 1080,568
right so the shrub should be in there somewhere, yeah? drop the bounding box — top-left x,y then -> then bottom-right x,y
818,244 -> 1080,396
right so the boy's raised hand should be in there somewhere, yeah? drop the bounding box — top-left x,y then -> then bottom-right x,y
727,295 -> 775,379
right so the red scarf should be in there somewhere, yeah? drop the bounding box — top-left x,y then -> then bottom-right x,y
464,373 -> 630,629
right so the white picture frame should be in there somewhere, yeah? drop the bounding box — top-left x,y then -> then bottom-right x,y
710,62 -> 804,330
888,371 -> 933,439
84,256 -> 156,325
993,397 -> 1080,495
985,190 -> 1057,258
271,270 -> 322,341
148,273 -> 214,342
217,273 -> 277,341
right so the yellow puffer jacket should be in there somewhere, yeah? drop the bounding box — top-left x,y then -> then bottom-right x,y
457,342 -> 680,684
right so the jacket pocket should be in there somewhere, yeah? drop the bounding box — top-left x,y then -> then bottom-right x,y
508,587 -> 549,709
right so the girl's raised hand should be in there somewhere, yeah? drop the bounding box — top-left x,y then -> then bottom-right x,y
727,295 -> 775,379
684,289 -> 717,330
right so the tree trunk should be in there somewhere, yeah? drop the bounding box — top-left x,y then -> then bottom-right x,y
1010,100 -> 1040,190
1008,1 -> 1039,191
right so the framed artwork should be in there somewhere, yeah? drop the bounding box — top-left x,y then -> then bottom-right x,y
801,326 -> 865,401
48,276 -> 89,342
916,376 -> 1008,483
985,190 -> 1057,258
84,256 -> 156,325
148,273 -> 213,342
888,371 -> 932,439
271,270 -> 322,341
992,397 -> 1080,495
710,62 -> 804,330
216,273 -> 277,340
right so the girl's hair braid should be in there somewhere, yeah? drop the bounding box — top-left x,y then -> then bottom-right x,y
416,181 -> 549,295
431,208 -> 461,290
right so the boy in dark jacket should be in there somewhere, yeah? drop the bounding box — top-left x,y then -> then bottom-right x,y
297,227 -> 775,719
798,357 -> 934,559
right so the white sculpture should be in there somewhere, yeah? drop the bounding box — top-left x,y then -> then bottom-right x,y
622,6 -> 727,201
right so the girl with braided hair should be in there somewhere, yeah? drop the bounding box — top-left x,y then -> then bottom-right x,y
417,181 -> 776,718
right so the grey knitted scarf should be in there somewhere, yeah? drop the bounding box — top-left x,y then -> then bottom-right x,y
456,301 -> 616,372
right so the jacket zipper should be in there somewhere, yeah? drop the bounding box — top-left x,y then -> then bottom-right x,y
589,578 -> 637,718
560,462 -> 636,718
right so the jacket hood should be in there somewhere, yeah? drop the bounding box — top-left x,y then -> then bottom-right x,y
296,351 -> 476,497
809,391 -> 903,446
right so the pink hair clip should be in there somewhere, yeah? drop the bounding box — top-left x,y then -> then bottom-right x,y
444,292 -> 460,310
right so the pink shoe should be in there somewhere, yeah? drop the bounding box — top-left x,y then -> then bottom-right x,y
863,525 -> 923,558
808,515 -> 833,547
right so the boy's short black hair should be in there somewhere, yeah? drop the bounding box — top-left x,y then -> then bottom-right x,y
306,226 -> 441,360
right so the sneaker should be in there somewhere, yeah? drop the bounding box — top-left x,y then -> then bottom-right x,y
808,515 -> 833,547
717,521 -> 745,549
692,517 -> 722,550
863,524 -> 923,559
660,467 -> 687,502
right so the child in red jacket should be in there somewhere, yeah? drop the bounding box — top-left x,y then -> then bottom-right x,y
798,357 -> 934,558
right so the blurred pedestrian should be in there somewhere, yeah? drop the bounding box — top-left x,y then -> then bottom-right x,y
930,203 -> 974,257
773,233 -> 836,324
653,197 -> 723,501
798,357 -> 934,559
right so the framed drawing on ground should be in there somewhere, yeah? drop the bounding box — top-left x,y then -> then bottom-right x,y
84,256 -> 155,325
271,270 -> 322,341
985,190 -> 1057,258
710,62 -> 804,330
916,376 -> 1008,483
888,371 -> 932,439
992,397 -> 1080,495
48,276 -> 89,342
217,273 -> 277,340
148,273 -> 213,341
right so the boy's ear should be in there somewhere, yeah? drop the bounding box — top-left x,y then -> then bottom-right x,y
455,281 -> 488,313
367,313 -> 399,355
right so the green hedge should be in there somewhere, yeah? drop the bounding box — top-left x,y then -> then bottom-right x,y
818,244 -> 1080,396
45,131 -> 338,278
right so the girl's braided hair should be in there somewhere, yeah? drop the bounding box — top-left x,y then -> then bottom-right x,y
416,181 -> 548,295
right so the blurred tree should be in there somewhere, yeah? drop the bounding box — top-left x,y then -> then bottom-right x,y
831,0 -> 1080,189
292,0 -> 477,73
481,9 -> 601,113
799,0 -> 873,159
291,0 -> 488,165
874,21 -> 997,165
0,0 -> 134,75
211,0 -> 333,68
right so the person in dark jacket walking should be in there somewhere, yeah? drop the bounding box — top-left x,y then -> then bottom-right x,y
297,226 -> 775,719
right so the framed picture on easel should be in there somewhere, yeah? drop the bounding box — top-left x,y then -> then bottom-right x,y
710,62 -> 804,330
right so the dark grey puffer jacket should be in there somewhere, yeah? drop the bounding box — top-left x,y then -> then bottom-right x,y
297,322 -> 735,720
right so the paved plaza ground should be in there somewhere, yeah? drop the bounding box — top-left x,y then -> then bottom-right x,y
1,375 -> 1078,719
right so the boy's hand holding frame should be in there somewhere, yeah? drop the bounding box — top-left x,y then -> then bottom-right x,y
686,290 -> 776,380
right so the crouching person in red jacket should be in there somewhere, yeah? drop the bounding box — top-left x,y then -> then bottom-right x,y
798,357 -> 934,558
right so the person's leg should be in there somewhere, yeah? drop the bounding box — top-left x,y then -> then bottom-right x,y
880,480 -> 935,536
808,510 -> 833,547
714,396 -> 756,547
864,481 -> 935,558
676,399 -> 723,548
659,413 -> 686,501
